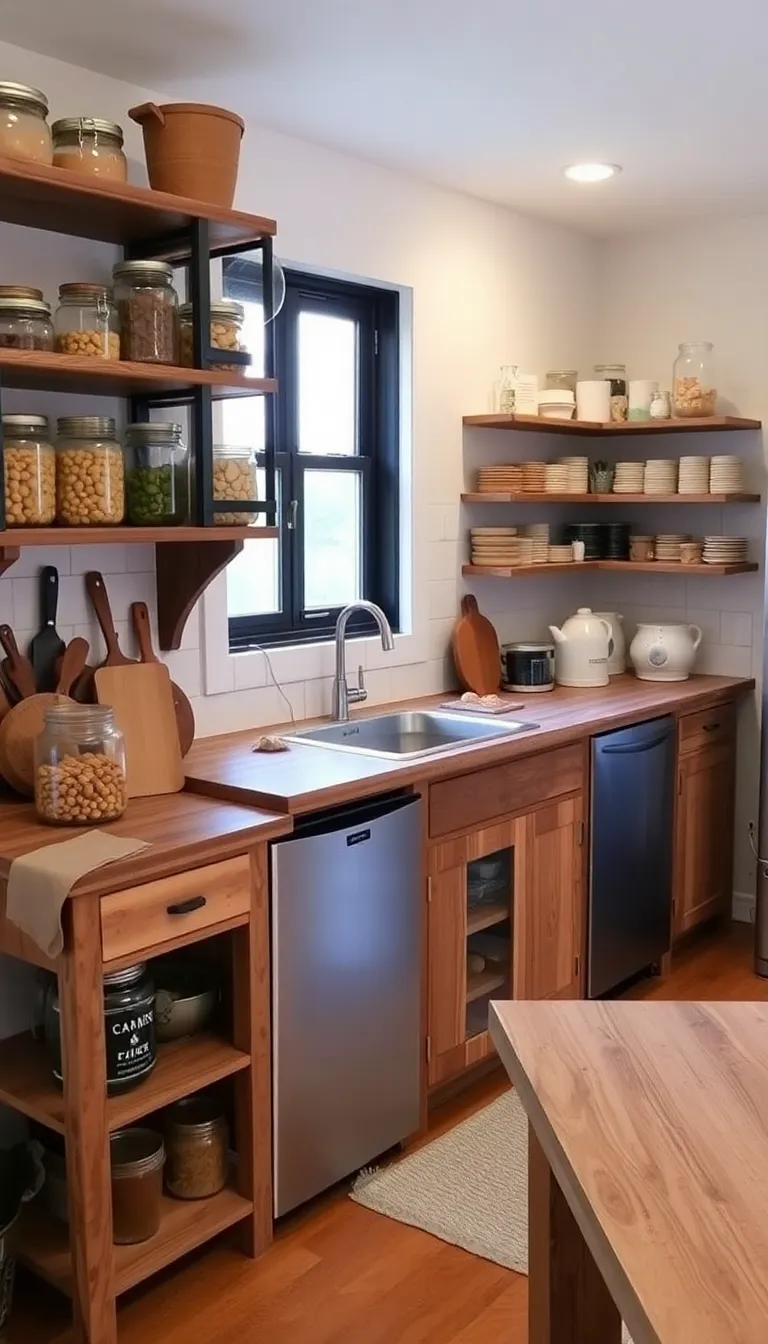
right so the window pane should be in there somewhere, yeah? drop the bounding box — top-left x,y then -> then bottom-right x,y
298,311 -> 357,456
303,470 -> 361,610
221,300 -> 266,450
226,468 -> 281,618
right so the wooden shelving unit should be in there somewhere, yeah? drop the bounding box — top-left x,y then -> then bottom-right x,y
463,561 -> 759,578
466,967 -> 507,1003
463,413 -> 761,435
467,902 -> 509,935
0,348 -> 275,398
462,491 -> 760,505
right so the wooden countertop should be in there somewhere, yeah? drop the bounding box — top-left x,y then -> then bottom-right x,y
184,674 -> 753,813
490,999 -> 768,1344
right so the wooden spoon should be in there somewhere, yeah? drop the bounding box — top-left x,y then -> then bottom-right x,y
0,625 -> 38,700
85,571 -> 135,667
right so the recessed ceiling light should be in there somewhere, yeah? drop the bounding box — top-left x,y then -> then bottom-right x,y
564,163 -> 621,183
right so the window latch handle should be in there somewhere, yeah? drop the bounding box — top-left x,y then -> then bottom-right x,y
286,499 -> 298,530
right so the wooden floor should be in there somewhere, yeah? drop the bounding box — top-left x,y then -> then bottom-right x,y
11,922 -> 765,1344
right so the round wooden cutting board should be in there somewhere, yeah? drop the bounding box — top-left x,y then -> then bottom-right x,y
451,595 -> 501,695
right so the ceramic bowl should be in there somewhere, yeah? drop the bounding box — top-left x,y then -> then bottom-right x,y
153,962 -> 219,1042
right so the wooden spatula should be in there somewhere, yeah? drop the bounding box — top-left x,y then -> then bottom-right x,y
85,571 -> 135,667
0,625 -> 37,700
130,601 -> 195,756
451,595 -> 502,695
28,566 -> 66,692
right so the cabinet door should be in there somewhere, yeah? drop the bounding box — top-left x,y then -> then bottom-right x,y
674,741 -> 735,937
513,796 -> 584,1000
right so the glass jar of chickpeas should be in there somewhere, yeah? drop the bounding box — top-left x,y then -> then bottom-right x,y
54,283 -> 120,360
56,416 -> 125,526
2,414 -> 56,527
178,300 -> 250,370
212,443 -> 259,524
35,703 -> 127,826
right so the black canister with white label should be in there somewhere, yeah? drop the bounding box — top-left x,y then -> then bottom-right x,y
500,642 -> 555,693
45,962 -> 156,1095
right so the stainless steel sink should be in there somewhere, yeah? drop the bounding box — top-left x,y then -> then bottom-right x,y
284,710 -> 538,760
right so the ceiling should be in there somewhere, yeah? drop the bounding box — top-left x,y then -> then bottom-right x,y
4,0 -> 768,236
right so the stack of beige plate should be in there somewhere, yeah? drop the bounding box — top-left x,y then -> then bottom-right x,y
548,544 -> 574,564
709,456 -> 744,494
643,459 -> 678,494
654,532 -> 690,562
677,455 -> 710,494
523,523 -> 550,541
613,461 -> 645,493
702,535 -> 749,565
557,456 -> 589,492
521,461 -> 547,493
470,528 -> 529,567
544,462 -> 570,492
520,523 -> 549,563
475,464 -> 524,494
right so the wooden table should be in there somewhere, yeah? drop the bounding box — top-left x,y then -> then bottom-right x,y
490,1000 -> 768,1344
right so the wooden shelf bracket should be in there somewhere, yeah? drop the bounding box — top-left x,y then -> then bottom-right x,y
156,538 -> 243,650
0,546 -> 20,577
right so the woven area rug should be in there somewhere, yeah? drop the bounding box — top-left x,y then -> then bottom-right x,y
351,1090 -> 632,1342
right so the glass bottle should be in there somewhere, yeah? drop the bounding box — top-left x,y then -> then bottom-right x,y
672,342 -> 717,417
112,260 -> 179,364
497,364 -> 518,414
0,297 -> 54,350
35,702 -> 127,825
2,414 -> 56,526
212,443 -> 259,524
54,283 -> 120,360
0,81 -> 52,164
51,117 -> 127,182
179,299 -> 250,370
164,1095 -> 229,1199
594,363 -> 628,422
56,416 -> 125,525
125,422 -> 189,526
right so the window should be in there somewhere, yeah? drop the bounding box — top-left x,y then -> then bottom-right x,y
223,264 -> 400,649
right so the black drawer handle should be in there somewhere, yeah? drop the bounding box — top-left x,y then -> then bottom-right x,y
166,895 -> 207,916
703,722 -> 721,732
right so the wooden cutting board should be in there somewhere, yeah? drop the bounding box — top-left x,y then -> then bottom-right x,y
130,601 -> 195,757
94,662 -> 185,798
0,641 -> 88,795
451,595 -> 501,695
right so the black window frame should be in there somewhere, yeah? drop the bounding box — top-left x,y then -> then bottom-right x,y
224,263 -> 400,650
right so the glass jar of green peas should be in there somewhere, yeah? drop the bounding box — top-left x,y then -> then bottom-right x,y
125,422 -> 189,526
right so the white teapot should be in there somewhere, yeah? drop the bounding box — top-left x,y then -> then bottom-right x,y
629,623 -> 702,682
548,607 -> 612,688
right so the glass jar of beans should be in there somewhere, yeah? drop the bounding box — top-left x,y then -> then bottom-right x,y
35,703 -> 127,826
125,421 -> 189,525
2,413 -> 56,526
212,443 -> 259,524
54,282 -> 120,360
112,260 -> 179,364
178,299 -> 250,369
56,416 -> 125,526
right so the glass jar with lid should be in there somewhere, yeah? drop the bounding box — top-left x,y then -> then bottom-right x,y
178,299 -> 250,370
2,413 -> 56,526
212,443 -> 258,524
112,261 -> 179,365
54,282 -> 120,360
51,117 -> 127,182
56,416 -> 124,525
594,363 -> 628,422
44,960 -> 155,1096
111,1129 -> 165,1244
0,297 -> 53,350
0,81 -> 52,164
35,702 -> 127,826
164,1095 -> 229,1199
672,342 -> 717,417
545,370 -> 578,395
125,422 -> 189,526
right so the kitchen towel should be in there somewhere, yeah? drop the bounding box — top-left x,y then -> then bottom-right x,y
6,830 -> 149,957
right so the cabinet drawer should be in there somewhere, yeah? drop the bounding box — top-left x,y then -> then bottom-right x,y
428,744 -> 583,838
678,701 -> 736,756
101,855 -> 251,964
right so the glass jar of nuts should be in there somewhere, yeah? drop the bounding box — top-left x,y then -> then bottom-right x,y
54,282 -> 120,360
672,342 -> 717,418
35,703 -> 127,826
51,117 -> 127,182
0,296 -> 54,350
164,1095 -> 229,1200
178,300 -> 250,370
56,416 -> 125,526
112,260 -> 179,365
2,413 -> 56,526
125,422 -> 189,526
212,443 -> 258,524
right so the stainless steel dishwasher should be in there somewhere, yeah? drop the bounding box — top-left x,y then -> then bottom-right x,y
271,791 -> 422,1216
589,716 -> 675,998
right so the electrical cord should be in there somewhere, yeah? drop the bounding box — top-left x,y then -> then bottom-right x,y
251,642 -> 297,727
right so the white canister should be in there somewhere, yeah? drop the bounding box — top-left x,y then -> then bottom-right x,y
628,379 -> 658,422
593,611 -> 626,675
629,623 -> 702,682
576,379 -> 611,423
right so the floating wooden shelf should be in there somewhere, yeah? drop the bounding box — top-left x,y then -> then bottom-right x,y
467,902 -> 509,935
463,561 -> 758,578
462,492 -> 760,505
0,349 -> 275,399
0,155 -> 276,257
0,525 -> 276,548
16,1180 -> 252,1297
463,414 -> 761,435
466,967 -> 507,1002
0,1031 -> 250,1136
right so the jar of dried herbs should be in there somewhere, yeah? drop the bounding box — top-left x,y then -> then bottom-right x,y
164,1095 -> 228,1200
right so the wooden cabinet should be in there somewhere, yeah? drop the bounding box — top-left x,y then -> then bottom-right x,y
513,796 -> 584,1000
673,733 -> 736,938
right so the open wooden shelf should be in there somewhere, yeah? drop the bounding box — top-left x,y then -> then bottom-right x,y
463,561 -> 758,578
0,525 -> 276,548
16,1180 -> 252,1297
463,413 -> 761,435
0,348 -> 275,399
462,492 -> 760,505
0,1031 -> 250,1137
466,967 -> 507,1002
0,155 -> 276,257
467,903 -> 509,935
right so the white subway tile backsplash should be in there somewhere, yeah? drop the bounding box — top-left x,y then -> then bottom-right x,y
163,648 -> 203,698
685,608 -> 721,645
429,579 -> 459,621
441,504 -> 460,541
428,540 -> 459,581
124,544 -> 156,574
697,644 -> 753,677
426,504 -> 444,542
10,546 -> 71,578
304,676 -> 334,719
428,616 -> 455,661
69,544 -> 127,576
720,610 -> 752,647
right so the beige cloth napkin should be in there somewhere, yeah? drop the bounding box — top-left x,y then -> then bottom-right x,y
6,831 -> 150,958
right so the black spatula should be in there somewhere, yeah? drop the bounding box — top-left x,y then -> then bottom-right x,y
28,566 -> 66,691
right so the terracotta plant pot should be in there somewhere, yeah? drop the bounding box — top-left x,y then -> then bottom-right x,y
129,102 -> 244,207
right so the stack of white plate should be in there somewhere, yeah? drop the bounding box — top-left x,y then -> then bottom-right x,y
521,461 -> 547,493
548,544 -> 574,563
475,464 -> 523,494
613,461 -> 645,493
557,456 -> 589,492
523,523 -> 550,541
677,455 -> 710,494
702,536 -> 749,565
544,463 -> 570,492
522,522 -> 549,563
643,459 -> 678,494
709,456 -> 744,494
654,532 -> 691,562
